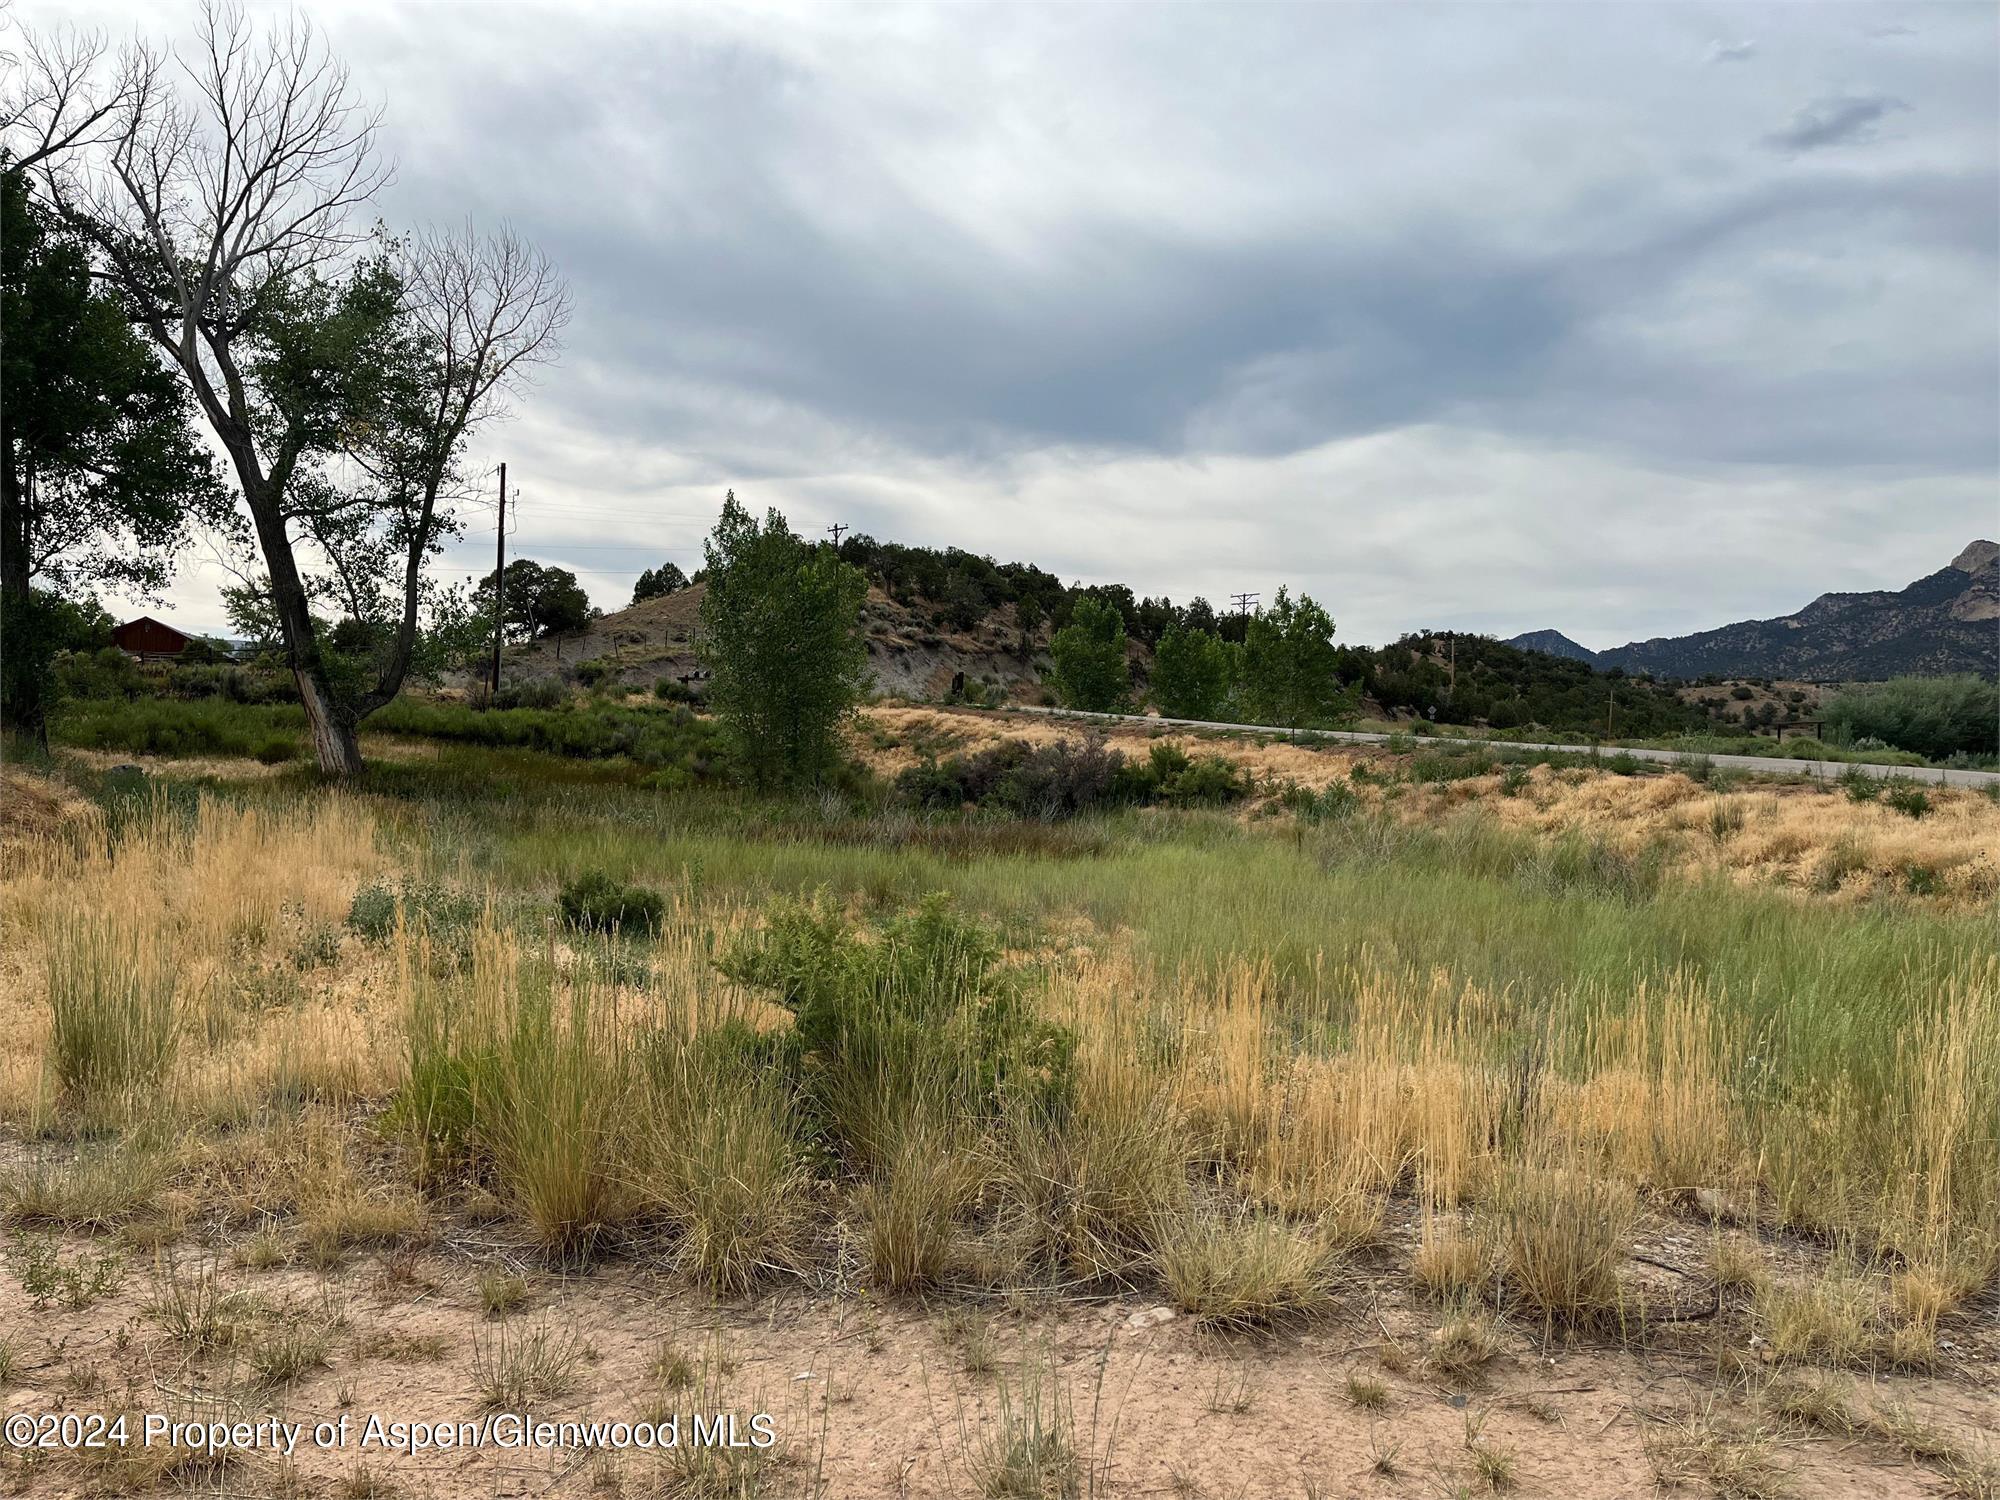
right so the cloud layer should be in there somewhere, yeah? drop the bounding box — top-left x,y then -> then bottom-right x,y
41,0 -> 2000,646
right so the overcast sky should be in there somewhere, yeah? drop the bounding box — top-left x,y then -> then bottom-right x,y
39,0 -> 2000,647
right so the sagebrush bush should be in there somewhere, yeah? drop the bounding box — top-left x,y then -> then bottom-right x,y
347,877 -> 481,943
492,677 -> 568,711
1883,780 -> 1931,820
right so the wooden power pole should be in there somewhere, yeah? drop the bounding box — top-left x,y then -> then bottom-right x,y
489,462 -> 507,696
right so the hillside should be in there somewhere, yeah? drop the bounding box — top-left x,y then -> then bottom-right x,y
1509,541 -> 1999,681
500,580 -> 1067,702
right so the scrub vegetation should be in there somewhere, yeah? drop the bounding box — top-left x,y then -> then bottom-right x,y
2,710 -> 1997,1496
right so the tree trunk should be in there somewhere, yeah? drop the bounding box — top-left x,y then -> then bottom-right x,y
230,445 -> 368,778
0,431 -> 50,748
296,669 -> 364,775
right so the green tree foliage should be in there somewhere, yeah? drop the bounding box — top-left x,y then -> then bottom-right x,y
1823,676 -> 2000,762
475,559 -> 595,641
0,171 -> 221,739
1343,633 -> 1708,737
1239,588 -> 1355,728
698,492 -> 870,788
1049,596 -> 1130,712
631,562 -> 690,605
1150,624 -> 1237,721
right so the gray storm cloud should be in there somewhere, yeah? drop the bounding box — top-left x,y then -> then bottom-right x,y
26,0 -> 1999,646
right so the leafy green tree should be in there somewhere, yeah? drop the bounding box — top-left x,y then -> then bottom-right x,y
476,559 -> 595,641
0,170 -> 222,741
1151,624 -> 1237,721
1239,587 -> 1356,728
1049,595 -> 1129,712
632,562 -> 689,604
697,492 -> 870,788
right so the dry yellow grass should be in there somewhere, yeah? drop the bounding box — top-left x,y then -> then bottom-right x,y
855,705 -> 2000,906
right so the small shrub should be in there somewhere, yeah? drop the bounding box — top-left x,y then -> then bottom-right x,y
251,735 -> 299,765
1882,779 -> 1931,820
1839,765 -> 1880,803
346,878 -> 480,943
719,893 -> 1074,1164
556,869 -> 666,936
492,676 -> 567,710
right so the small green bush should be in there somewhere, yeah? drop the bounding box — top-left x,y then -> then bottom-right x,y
347,878 -> 482,942
556,870 -> 666,936
492,677 -> 568,711
1882,779 -> 1931,820
251,734 -> 299,765
718,893 -> 1074,1164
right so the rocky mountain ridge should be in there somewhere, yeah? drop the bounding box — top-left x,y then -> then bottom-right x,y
1508,541 -> 1998,681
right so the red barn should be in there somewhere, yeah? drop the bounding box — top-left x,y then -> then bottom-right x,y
112,616 -> 192,661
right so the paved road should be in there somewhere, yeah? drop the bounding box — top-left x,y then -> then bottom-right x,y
1002,705 -> 2000,789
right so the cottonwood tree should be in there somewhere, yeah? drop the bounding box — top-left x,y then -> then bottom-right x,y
31,5 -> 566,773
2,26 -> 220,740
698,492 -> 869,789
1239,587 -> 1357,729
1150,622 -> 1236,722
0,167 -> 221,741
1048,595 -> 1128,712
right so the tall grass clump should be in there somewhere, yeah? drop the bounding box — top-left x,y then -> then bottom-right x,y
1151,1202 -> 1342,1330
1491,1155 -> 1635,1327
45,914 -> 180,1105
635,1024 -> 811,1293
393,922 -> 630,1258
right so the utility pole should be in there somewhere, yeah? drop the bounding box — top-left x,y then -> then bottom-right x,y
827,523 -> 847,547
489,462 -> 507,697
1230,591 -> 1258,616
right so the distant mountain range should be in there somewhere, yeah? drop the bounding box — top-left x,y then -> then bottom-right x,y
1508,540 -> 1999,681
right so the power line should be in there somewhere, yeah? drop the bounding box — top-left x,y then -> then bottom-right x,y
1230,591 -> 1259,615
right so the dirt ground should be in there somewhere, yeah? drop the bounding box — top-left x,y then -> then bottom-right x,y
4,1208 -> 1994,1499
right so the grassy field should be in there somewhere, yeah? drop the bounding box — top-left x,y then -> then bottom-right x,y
2,711 -> 1997,1497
